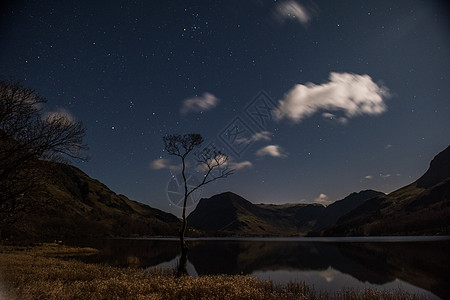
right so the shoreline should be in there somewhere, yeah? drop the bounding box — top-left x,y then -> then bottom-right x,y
0,243 -> 430,300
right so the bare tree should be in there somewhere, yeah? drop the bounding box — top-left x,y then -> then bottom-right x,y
0,80 -> 88,205
163,134 -> 233,276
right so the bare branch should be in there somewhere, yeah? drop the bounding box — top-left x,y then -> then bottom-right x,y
0,80 -> 88,203
163,134 -> 203,158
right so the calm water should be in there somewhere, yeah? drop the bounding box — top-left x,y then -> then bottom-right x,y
68,237 -> 450,299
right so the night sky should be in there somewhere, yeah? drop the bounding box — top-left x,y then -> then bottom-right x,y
1,1 -> 449,215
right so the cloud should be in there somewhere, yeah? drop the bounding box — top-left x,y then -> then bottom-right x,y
365,175 -> 373,180
197,154 -> 253,172
229,160 -> 253,170
235,131 -> 272,144
150,158 -> 180,171
180,92 -> 219,115
314,193 -> 332,206
274,72 -> 390,123
256,145 -> 287,158
274,0 -> 311,27
44,108 -> 76,124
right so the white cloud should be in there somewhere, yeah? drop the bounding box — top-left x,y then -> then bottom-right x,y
180,92 -> 219,115
365,175 -> 373,180
274,0 -> 311,26
314,193 -> 332,206
256,145 -> 287,158
235,131 -> 272,144
150,158 -> 180,171
274,72 -> 390,123
230,160 -> 253,170
197,154 -> 253,172
44,108 -> 76,124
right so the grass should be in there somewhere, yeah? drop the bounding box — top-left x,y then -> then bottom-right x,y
0,243 -> 428,300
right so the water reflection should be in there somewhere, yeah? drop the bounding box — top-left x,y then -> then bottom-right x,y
68,238 -> 450,299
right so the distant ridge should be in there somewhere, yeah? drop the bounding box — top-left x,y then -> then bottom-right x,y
187,190 -> 381,236
188,145 -> 450,236
313,190 -> 384,230
3,145 -> 448,241
324,145 -> 450,236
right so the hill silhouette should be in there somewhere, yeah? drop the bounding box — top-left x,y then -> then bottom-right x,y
187,190 -> 382,236
0,161 -> 180,241
2,145 -> 449,240
188,146 -> 450,236
324,145 -> 450,236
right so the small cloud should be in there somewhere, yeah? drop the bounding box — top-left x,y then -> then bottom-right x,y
256,145 -> 287,158
274,72 -> 390,123
235,131 -> 272,144
196,153 -> 229,172
44,108 -> 76,124
150,158 -> 180,171
230,160 -> 253,170
384,144 -> 393,149
380,173 -> 391,178
274,0 -> 312,27
320,267 -> 340,283
314,193 -> 332,206
365,175 -> 373,180
196,156 -> 252,172
180,92 -> 219,115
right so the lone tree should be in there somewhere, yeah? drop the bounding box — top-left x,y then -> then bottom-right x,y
163,134 -> 233,276
0,80 -> 88,206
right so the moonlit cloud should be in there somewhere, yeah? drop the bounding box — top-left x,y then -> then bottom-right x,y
230,160 -> 253,170
44,108 -> 76,124
256,145 -> 287,158
274,0 -> 311,27
180,92 -> 219,115
365,175 -> 373,180
236,131 -> 272,144
196,156 -> 252,172
314,193 -> 332,206
274,72 -> 390,123
150,158 -> 180,171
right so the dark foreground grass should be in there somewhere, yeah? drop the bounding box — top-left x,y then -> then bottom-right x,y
0,243 -> 427,300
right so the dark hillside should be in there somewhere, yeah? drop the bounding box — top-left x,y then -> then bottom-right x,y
0,161 -> 180,241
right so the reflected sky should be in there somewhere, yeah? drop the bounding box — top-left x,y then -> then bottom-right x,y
67,237 -> 449,299
252,268 -> 438,300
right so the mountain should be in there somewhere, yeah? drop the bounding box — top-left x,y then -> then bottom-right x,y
0,161 -> 180,241
323,145 -> 450,236
313,190 -> 385,230
187,190 -> 382,236
187,192 -> 324,236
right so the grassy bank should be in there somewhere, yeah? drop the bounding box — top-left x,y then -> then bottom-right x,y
0,243 -> 427,300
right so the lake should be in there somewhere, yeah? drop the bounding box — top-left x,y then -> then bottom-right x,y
68,236 -> 450,299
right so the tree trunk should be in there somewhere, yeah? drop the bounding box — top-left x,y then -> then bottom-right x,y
177,209 -> 189,276
177,162 -> 189,277
177,233 -> 188,276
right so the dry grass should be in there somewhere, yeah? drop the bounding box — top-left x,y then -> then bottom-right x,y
0,243 -> 427,300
